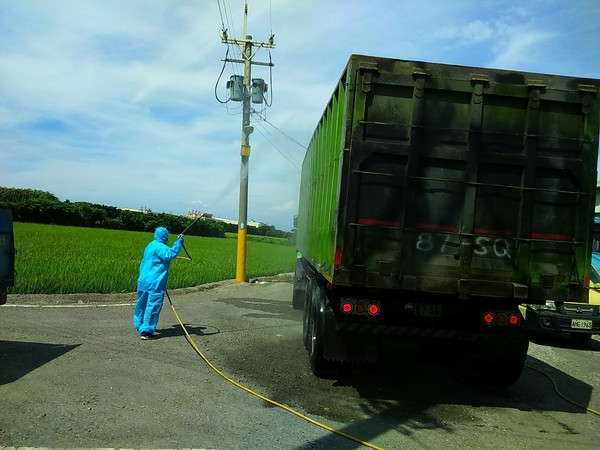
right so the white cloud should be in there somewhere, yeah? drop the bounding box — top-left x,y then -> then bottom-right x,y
1,0 -> 599,231
437,19 -> 497,43
490,27 -> 554,70
272,201 -> 296,213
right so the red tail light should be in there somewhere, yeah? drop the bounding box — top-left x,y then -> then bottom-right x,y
483,312 -> 495,324
368,304 -> 380,316
340,298 -> 381,317
341,302 -> 353,314
483,311 -> 521,326
334,247 -> 342,266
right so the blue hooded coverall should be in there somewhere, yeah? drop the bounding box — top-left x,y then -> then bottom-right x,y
133,227 -> 183,336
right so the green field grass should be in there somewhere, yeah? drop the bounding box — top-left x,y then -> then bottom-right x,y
11,223 -> 296,294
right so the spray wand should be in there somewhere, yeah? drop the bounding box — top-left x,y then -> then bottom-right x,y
177,213 -> 205,261
178,213 -> 205,239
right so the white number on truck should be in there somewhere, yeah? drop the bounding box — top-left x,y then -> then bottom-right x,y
416,233 -> 511,258
416,233 -> 434,251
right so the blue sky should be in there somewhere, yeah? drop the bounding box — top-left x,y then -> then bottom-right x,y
1,0 -> 599,231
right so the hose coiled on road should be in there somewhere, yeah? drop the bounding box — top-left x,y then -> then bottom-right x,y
525,364 -> 600,416
166,291 -> 384,450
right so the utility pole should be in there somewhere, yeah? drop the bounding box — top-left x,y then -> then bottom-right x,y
221,3 -> 274,282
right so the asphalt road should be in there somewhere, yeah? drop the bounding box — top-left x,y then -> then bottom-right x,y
1,280 -> 599,449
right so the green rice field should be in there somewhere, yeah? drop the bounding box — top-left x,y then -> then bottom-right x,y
11,222 -> 296,294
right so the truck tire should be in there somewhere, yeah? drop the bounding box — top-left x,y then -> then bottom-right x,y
308,283 -> 337,378
446,333 -> 529,387
483,334 -> 529,387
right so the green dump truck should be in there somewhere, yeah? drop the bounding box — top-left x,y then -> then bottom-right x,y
293,54 -> 600,386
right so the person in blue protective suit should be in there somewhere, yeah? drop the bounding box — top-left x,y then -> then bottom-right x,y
133,227 -> 183,340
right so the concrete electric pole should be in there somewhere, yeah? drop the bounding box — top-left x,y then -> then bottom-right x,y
221,3 -> 275,282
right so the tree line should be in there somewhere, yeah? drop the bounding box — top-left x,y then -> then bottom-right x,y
0,187 -> 291,239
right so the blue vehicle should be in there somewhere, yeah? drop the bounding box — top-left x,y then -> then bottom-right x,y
0,209 -> 15,305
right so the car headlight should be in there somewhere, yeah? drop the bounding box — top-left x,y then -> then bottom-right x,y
529,302 -> 557,312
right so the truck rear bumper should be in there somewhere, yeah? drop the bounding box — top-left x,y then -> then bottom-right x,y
335,319 -> 527,343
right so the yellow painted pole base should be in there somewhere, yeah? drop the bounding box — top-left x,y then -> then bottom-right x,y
236,227 -> 247,282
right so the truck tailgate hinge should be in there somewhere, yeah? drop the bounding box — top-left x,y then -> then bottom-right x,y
359,62 -> 379,93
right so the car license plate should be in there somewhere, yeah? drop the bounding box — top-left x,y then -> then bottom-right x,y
571,319 -> 592,330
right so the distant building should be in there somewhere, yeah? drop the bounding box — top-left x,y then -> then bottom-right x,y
188,210 -> 213,220
121,207 -> 149,214
187,210 -> 264,227
212,217 -> 265,228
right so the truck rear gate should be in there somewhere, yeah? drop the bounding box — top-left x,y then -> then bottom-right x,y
299,55 -> 599,304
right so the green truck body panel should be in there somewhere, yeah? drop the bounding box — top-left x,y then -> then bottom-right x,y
297,54 -> 600,304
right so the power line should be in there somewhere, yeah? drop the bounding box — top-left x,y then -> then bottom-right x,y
216,0 -> 226,30
261,118 -> 307,150
216,0 -> 241,79
214,47 -> 230,104
224,0 -> 237,43
251,118 -> 301,169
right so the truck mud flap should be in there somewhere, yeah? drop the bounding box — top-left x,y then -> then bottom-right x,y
308,282 -> 377,378
444,330 -> 530,387
292,257 -> 308,310
322,307 -> 378,364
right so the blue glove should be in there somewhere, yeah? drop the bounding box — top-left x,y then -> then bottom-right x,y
177,235 -> 184,244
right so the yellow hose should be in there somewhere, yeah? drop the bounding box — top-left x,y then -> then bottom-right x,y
525,364 -> 600,416
167,292 -> 598,450
166,293 -> 384,450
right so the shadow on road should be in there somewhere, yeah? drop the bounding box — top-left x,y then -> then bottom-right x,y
202,293 -> 597,448
529,332 -> 600,351
331,345 -> 594,414
155,323 -> 220,339
287,348 -> 596,450
0,340 -> 80,385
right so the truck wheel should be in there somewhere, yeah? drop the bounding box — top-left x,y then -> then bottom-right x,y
308,284 -> 336,378
483,336 -> 529,387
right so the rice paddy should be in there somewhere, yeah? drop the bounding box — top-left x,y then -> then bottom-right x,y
11,222 -> 296,294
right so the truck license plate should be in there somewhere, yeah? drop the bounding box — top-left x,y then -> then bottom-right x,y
414,303 -> 442,317
571,319 -> 592,330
